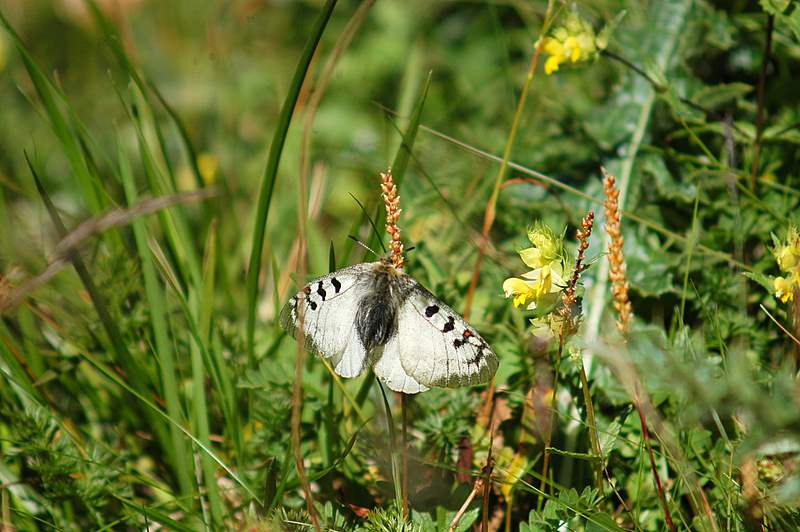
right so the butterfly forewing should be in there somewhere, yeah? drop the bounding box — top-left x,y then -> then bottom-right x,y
391,281 -> 498,388
280,263 -> 375,378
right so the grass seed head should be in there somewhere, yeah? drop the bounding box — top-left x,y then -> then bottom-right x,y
602,167 -> 633,334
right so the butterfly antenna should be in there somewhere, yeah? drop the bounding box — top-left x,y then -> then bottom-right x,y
347,235 -> 380,258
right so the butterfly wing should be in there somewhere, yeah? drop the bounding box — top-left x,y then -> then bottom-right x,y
280,263 -> 376,378
388,280 -> 498,389
372,339 -> 430,394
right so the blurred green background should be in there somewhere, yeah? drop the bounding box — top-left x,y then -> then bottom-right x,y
2,0 -> 800,530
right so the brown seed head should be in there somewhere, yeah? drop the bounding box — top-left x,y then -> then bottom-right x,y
562,211 -> 594,309
380,169 -> 404,269
602,167 -> 633,333
560,211 -> 594,335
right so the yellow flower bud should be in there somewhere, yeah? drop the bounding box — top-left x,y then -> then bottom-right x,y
777,245 -> 798,272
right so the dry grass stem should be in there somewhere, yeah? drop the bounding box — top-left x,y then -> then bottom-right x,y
600,171 -> 676,531
0,188 -> 217,314
448,477 -> 484,532
602,167 -> 633,333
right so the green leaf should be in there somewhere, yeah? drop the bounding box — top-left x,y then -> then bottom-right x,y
783,6 -> 800,43
742,271 -> 774,293
759,0 -> 790,15
692,82 -> 752,110
639,153 -> 697,203
624,226 -> 677,297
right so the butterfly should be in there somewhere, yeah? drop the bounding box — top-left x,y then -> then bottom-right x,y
280,257 -> 498,394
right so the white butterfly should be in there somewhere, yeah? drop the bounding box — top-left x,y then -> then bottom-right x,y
280,258 -> 499,394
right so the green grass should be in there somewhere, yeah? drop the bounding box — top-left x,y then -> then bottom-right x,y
2,1 -> 800,530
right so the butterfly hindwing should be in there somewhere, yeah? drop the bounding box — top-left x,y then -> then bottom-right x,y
391,281 -> 498,388
280,263 -> 376,378
371,339 -> 429,394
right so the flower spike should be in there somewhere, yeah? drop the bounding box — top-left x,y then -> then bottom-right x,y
381,169 -> 404,269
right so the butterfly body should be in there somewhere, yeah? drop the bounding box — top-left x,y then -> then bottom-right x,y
280,259 -> 498,394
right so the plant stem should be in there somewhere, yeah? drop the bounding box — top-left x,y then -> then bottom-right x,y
474,0 -> 555,432
464,1 -> 554,322
377,382 -> 403,516
578,360 -> 604,497
636,397 -> 675,532
401,392 -> 409,517
538,332 -> 564,509
750,14 -> 774,191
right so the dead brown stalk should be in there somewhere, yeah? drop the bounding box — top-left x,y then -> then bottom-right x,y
603,167 -> 674,532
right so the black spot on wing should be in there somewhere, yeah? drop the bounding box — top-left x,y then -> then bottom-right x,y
425,305 -> 440,318
453,338 -> 464,349
465,349 -> 484,367
316,281 -> 327,301
443,316 -> 455,333
309,300 -> 318,311
331,277 -> 342,293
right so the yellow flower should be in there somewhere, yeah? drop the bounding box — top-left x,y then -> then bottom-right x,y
774,276 -> 794,303
521,223 -> 560,268
544,54 -> 562,75
503,277 -> 536,308
503,262 -> 565,310
540,12 -> 599,76
776,226 -> 800,272
504,222 -> 567,310
772,225 -> 800,304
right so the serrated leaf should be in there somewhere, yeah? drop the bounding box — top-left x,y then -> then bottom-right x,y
598,416 -> 625,458
640,153 -> 697,203
692,82 -> 752,110
742,271 -> 774,293
542,499 -> 561,520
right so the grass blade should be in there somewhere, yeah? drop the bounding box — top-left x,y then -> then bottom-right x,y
0,11 -> 104,214
119,142 -> 195,499
377,380 -> 403,515
245,0 -> 338,364
189,220 -> 224,526
26,155 -> 167,441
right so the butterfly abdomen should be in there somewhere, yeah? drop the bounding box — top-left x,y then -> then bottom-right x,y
355,297 -> 396,351
355,268 -> 405,351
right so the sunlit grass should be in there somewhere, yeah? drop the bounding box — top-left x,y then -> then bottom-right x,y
2,1 -> 800,530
